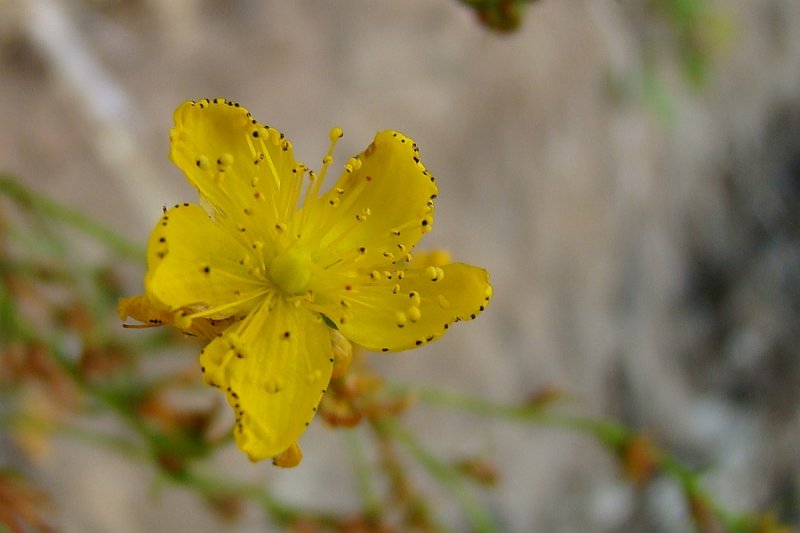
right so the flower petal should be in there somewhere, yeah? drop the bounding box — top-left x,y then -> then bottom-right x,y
170,98 -> 301,239
145,203 -> 267,319
200,298 -> 333,461
315,263 -> 492,352
304,130 -> 437,269
118,294 -> 235,338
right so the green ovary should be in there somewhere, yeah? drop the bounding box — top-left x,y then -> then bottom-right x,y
269,249 -> 313,295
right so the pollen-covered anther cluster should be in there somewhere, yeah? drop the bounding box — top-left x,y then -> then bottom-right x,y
425,265 -> 445,282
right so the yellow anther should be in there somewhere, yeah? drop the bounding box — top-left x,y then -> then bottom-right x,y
409,291 -> 422,306
425,265 -> 443,281
437,294 -> 451,309
174,311 -> 192,330
407,306 -> 421,323
329,127 -> 344,141
264,379 -> 282,393
195,155 -> 210,170
251,176 -> 260,187
370,270 -> 381,281
395,311 -> 408,328
226,333 -> 242,350
218,153 -> 234,168
275,222 -> 288,233
392,284 -> 401,294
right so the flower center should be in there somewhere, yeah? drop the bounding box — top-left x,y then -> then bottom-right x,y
269,249 -> 313,295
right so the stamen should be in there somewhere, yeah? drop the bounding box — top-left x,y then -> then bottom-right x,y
297,127 -> 344,236
186,288 -> 272,320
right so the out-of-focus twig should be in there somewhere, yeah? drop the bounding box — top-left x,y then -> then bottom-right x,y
0,175 -> 144,261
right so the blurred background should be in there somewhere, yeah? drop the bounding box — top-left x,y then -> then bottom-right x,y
1,0 -> 799,531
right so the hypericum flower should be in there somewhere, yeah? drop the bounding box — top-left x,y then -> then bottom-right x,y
121,98 -> 492,463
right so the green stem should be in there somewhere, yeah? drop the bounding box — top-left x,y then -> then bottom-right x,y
0,175 -> 144,261
405,383 -> 771,532
402,384 -> 628,448
376,417 -> 501,533
0,411 -> 147,460
345,428 -> 382,522
175,468 -> 342,528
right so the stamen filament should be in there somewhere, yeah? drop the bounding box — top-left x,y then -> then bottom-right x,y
297,127 -> 343,238
187,288 -> 272,320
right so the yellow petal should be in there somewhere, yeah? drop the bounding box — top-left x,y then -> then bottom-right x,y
170,98 -> 300,239
304,130 -> 437,269
118,294 -> 169,324
200,298 -> 333,462
119,295 -> 236,338
145,203 -> 267,319
316,263 -> 492,352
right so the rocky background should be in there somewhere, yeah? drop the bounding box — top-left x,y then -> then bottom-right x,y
1,0 -> 799,531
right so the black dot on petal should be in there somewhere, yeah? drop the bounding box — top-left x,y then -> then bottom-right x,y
415,340 -> 423,346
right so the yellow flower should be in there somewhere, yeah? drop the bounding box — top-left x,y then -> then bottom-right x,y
122,98 -> 492,463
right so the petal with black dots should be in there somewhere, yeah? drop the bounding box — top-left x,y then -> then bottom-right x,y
170,98 -> 301,239
145,203 -> 267,320
199,298 -> 333,462
314,263 -> 492,352
304,130 -> 437,269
